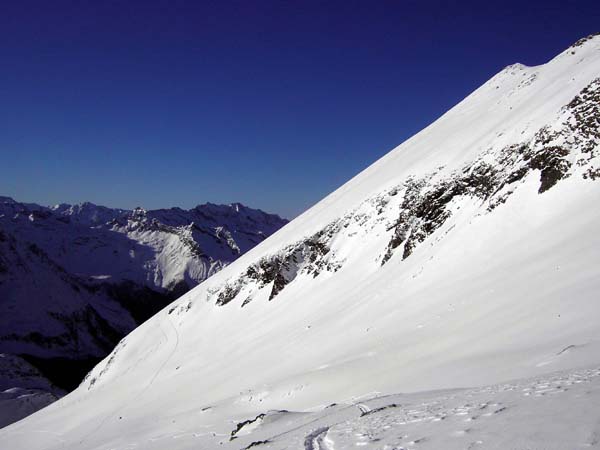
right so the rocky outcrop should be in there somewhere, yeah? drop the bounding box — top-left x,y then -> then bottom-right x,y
213,229 -> 341,307
382,78 -> 600,264
179,77 -> 600,312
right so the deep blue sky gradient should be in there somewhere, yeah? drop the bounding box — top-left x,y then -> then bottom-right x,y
2,0 -> 599,217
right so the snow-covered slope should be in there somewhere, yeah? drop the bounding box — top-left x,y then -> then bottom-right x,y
2,34 -> 599,449
0,198 -> 286,427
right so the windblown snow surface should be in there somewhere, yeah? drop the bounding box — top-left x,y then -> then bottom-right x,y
2,34 -> 600,449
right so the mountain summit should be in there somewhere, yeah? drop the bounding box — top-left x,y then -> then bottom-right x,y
2,34 -> 600,449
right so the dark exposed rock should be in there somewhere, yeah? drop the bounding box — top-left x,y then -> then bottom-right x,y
566,78 -> 600,160
381,77 -> 600,264
216,283 -> 244,306
570,33 -> 600,48
524,145 -> 571,193
583,167 -> 600,180
216,231 -> 340,306
360,403 -> 400,417
382,162 -> 502,263
230,413 -> 265,440
242,440 -> 271,449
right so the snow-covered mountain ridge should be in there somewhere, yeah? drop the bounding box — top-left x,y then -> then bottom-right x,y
0,198 -> 286,291
2,34 -> 599,449
0,197 -> 286,427
185,52 -> 600,313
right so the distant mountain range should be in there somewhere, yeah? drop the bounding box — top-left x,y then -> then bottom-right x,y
0,197 -> 287,427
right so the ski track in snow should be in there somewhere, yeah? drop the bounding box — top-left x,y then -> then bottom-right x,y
78,314 -> 180,446
146,315 -> 180,389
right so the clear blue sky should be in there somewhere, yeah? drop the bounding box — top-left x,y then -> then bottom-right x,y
2,0 -> 598,218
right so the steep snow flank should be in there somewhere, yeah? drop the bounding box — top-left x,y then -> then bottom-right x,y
1,35 -> 599,449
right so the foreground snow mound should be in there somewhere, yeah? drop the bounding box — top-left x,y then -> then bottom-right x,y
1,34 -> 599,448
216,366 -> 600,450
